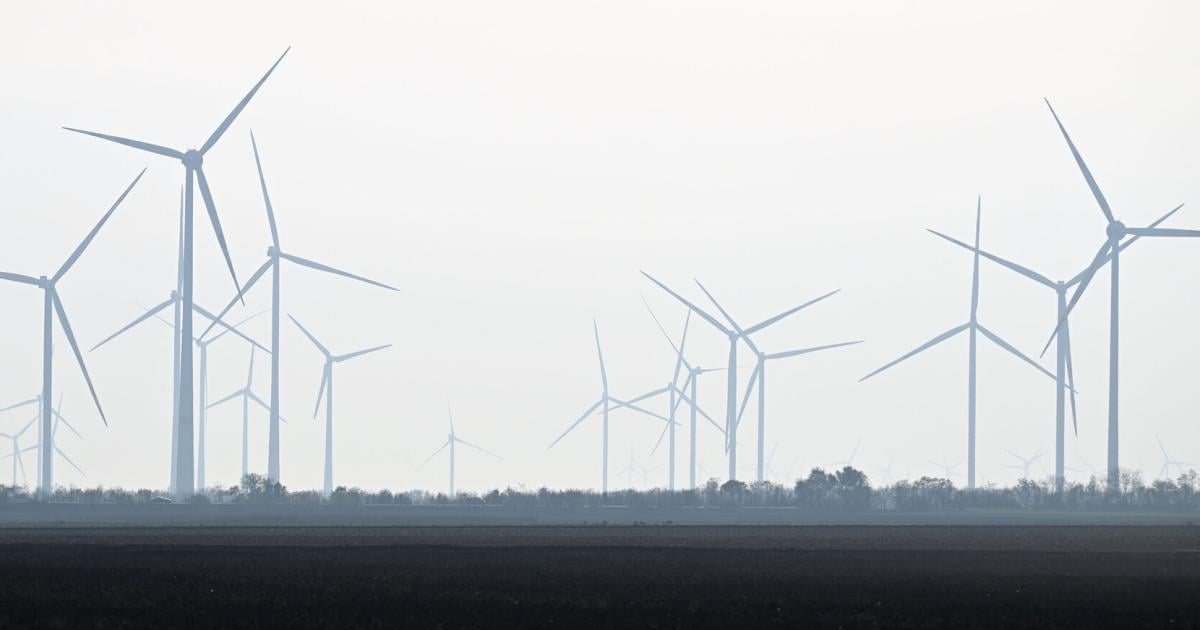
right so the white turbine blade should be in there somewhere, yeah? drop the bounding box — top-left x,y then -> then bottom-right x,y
417,440 -> 450,470
280,251 -> 398,291
592,320 -> 608,392
335,344 -> 391,362
288,315 -> 330,356
607,397 -> 669,422
247,346 -> 256,388
640,272 -> 731,335
744,289 -> 842,335
55,169 -> 146,282
1063,317 -> 1079,436
446,400 -> 455,436
206,388 -> 246,410
616,386 -> 671,408
55,445 -> 85,477
53,292 -> 106,425
313,364 -> 330,419
694,279 -> 756,353
734,364 -> 761,432
201,48 -> 291,155
246,391 -> 283,422
250,130 -> 281,248
62,127 -> 183,159
15,416 -> 38,438
91,295 -> 176,352
1124,226 -> 1200,238
52,410 -> 82,440
976,324 -> 1058,383
672,310 -> 691,387
766,340 -> 863,361
0,398 -> 39,414
193,303 -> 269,353
15,446 -> 27,485
0,271 -> 42,286
198,258 -> 272,340
455,437 -> 502,459
860,323 -> 968,381
195,167 -> 242,298
208,308 -> 270,347
670,371 -> 695,417
1079,204 -> 1186,286
927,229 -> 1055,288
1041,239 -> 1111,357
649,421 -> 671,456
549,399 -> 603,448
1044,99 -> 1115,223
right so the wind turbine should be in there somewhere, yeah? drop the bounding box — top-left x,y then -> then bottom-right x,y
871,451 -> 897,486
861,199 -> 1058,490
91,294 -> 266,490
929,203 -> 1180,494
695,280 -> 860,484
1156,437 -> 1196,480
207,346 -> 285,483
740,443 -> 799,484
1004,449 -> 1048,480
0,415 -> 37,487
65,49 -> 289,499
418,401 -> 501,498
832,439 -> 862,470
642,300 -> 727,489
290,315 -> 390,496
1039,100 -> 1198,493
0,171 -> 144,497
930,454 -> 965,483
200,132 -> 398,485
643,272 -> 838,482
549,320 -> 670,495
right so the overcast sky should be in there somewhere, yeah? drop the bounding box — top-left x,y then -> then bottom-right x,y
1,1 -> 1198,493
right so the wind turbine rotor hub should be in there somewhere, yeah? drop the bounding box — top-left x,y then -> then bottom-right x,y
1107,221 -> 1126,240
182,150 -> 203,169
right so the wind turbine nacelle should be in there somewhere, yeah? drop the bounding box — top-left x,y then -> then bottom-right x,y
182,150 -> 204,169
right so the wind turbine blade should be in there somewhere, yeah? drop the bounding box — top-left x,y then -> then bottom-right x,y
607,397 -> 669,422
208,308 -> 270,347
593,320 -> 608,392
206,388 -> 247,410
335,344 -> 391,362
1124,226 -> 1200,238
860,323 -> 968,381
549,399 -> 603,448
62,128 -> 183,159
1042,240 -> 1111,357
195,167 -> 242,298
672,311 -> 691,387
247,346 -> 256,388
641,297 -> 694,376
640,272 -> 730,334
0,398 -> 39,414
927,229 -> 1055,288
279,251 -> 398,291
670,371 -> 695,417
766,340 -> 863,361
1063,317 -> 1079,436
455,437 -> 502,459
193,304 -> 269,353
52,410 -> 82,440
0,271 -> 41,288
288,314 -> 330,356
91,295 -> 176,352
247,391 -> 281,421
55,169 -> 145,282
198,258 -> 272,340
16,416 -> 38,438
55,446 -> 85,477
250,130 -> 281,248
976,324 -> 1058,382
15,447 -> 26,485
673,388 -> 723,435
744,289 -> 841,335
201,48 -> 291,155
53,292 -> 106,425
734,364 -> 761,432
617,386 -> 670,408
1080,204 -> 1187,286
417,440 -> 450,470
313,364 -> 329,419
1044,99 -> 1115,223
649,421 -> 670,456
694,280 -> 755,353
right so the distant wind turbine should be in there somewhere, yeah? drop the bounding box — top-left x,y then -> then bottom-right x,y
861,199 -> 1057,490
931,454 -> 965,482
418,401 -> 501,498
290,315 -> 390,496
1156,437 -> 1196,480
0,171 -> 144,497
201,132 -> 398,485
549,320 -> 669,495
832,439 -> 862,470
0,415 -> 37,487
1004,449 -> 1048,480
1039,99 -> 1197,492
65,49 -> 289,499
207,346 -> 286,485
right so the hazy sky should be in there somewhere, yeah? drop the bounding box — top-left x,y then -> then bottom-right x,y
1,1 -> 1198,493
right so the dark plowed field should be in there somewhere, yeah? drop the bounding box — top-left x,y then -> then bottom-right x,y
1,526 -> 1198,628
